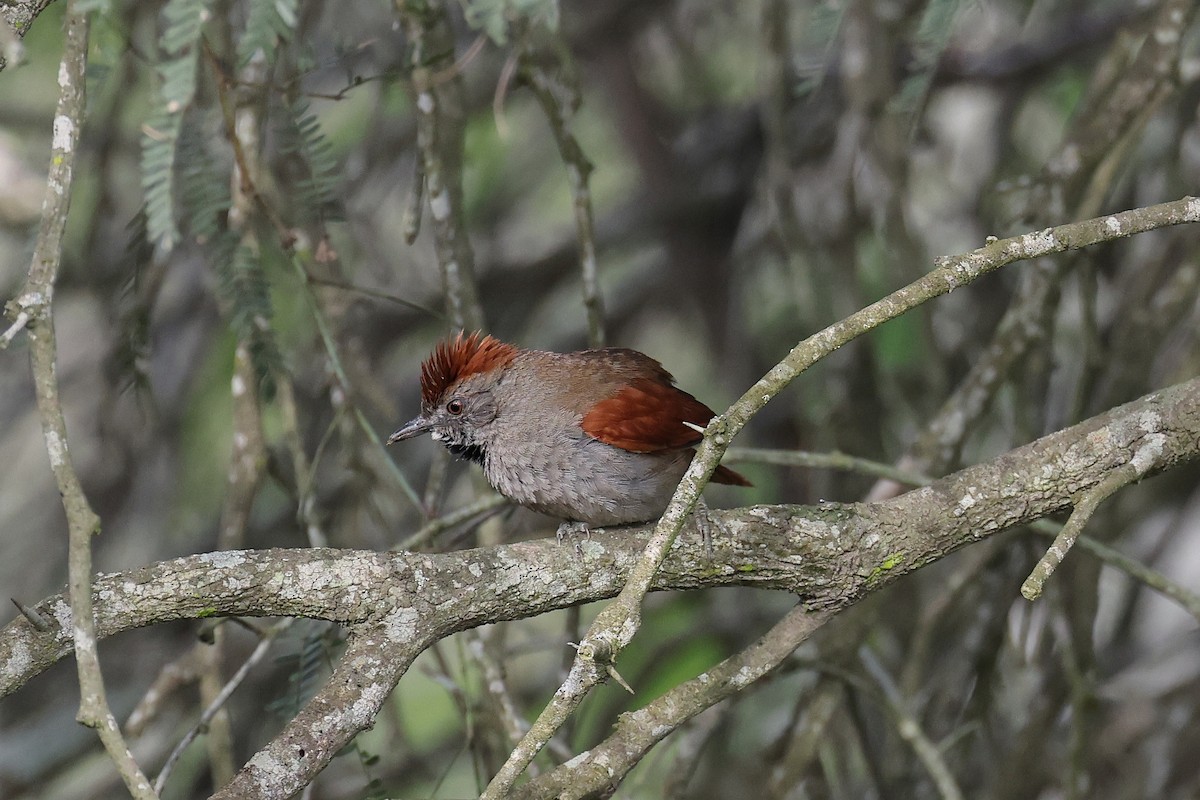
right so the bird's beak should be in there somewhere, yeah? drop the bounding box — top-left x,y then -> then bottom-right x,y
387,415 -> 434,445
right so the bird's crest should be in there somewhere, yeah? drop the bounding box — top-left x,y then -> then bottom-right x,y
420,332 -> 517,406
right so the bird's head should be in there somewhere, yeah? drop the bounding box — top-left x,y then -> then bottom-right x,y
387,332 -> 518,464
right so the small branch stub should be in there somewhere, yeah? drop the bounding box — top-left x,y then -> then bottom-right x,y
1021,463 -> 1143,601
571,637 -> 634,694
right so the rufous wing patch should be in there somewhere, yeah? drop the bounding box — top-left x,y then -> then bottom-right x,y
420,331 -> 518,406
581,376 -> 753,486
581,378 -> 718,453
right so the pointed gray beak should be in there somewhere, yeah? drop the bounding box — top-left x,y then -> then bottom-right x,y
387,415 -> 434,445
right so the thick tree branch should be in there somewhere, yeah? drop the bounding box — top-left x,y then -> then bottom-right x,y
0,0 -> 53,72
1,375 -> 1198,798
485,194 -> 1200,794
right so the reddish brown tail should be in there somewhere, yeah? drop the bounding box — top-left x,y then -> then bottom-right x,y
713,464 -> 752,487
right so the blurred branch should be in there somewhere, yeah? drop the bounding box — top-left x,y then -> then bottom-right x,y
765,678 -> 844,798
125,647 -> 202,736
725,446 -> 934,486
1030,521 -> 1200,624
466,627 -> 560,770
2,368 -> 1181,797
860,648 -> 964,800
396,492 -> 510,550
291,254 -> 425,510
901,0 -> 1195,478
303,273 -> 444,317
155,620 -> 290,793
485,195 -> 1200,794
663,702 -> 724,800
399,0 -> 485,332
519,33 -> 606,347
936,4 -> 1150,83
518,605 -> 835,800
1,5 -> 157,797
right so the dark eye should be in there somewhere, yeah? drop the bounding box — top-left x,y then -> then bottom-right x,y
446,398 -> 465,416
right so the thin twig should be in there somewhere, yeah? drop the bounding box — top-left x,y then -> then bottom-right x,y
1021,459 -> 1149,601
10,597 -> 51,630
520,37 -> 605,347
7,5 -> 156,797
290,255 -> 425,510
303,273 -> 444,317
396,492 -> 510,551
0,309 -> 29,348
492,50 -> 518,139
155,621 -> 289,793
725,446 -> 935,486
860,648 -> 964,800
469,631 -> 527,745
1029,521 -> 1200,622
402,154 -> 426,244
482,195 -> 1200,797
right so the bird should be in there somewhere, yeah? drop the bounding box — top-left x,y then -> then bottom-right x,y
387,332 -> 750,539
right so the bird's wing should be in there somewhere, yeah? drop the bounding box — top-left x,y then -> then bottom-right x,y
580,377 -> 714,453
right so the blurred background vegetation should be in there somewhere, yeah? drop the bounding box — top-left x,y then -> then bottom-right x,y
1,0 -> 1199,797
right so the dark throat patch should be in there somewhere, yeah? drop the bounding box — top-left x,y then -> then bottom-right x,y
445,441 -> 486,465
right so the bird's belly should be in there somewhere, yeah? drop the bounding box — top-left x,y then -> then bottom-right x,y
484,437 -> 691,527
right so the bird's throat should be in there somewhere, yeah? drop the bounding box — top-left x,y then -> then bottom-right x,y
444,441 -> 486,466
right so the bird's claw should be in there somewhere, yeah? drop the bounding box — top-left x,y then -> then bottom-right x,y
556,520 -> 593,545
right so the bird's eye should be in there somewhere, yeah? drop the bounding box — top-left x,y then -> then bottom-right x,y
446,398 -> 465,416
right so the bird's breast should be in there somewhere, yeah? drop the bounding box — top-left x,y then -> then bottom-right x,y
482,424 -> 691,526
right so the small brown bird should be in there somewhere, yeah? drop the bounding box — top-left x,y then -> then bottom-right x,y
388,332 -> 750,535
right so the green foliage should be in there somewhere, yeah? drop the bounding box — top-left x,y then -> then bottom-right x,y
108,210 -> 157,395
238,0 -> 300,66
462,0 -> 560,43
176,112 -> 232,242
891,0 -> 966,124
216,243 -> 284,396
269,626 -> 338,719
794,0 -> 849,98
140,0 -> 216,255
278,100 -> 343,222
161,0 -> 212,54
141,110 -> 185,254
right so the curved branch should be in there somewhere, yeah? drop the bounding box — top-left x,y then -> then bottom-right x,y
516,604 -> 835,800
0,0 -> 53,72
484,194 -> 1200,795
1,375 -> 1198,797
214,619 -> 419,799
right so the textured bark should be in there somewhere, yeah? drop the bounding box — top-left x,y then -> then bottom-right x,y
2,375 -> 1198,798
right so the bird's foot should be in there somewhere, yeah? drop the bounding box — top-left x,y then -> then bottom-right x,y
556,520 -> 594,545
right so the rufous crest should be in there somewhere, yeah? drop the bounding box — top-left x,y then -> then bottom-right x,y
419,331 -> 518,407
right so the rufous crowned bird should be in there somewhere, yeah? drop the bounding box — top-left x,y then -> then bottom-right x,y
387,332 -> 750,538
